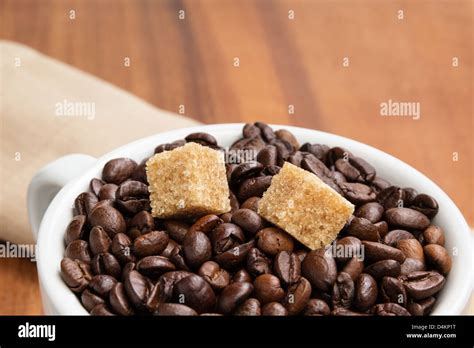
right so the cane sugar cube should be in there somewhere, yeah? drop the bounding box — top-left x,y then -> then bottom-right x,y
258,162 -> 354,250
146,142 -> 231,218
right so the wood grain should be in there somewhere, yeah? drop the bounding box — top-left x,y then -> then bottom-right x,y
0,0 -> 472,314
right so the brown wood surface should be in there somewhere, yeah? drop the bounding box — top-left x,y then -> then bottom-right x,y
0,0 -> 472,314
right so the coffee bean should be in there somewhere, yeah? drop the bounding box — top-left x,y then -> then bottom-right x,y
396,239 -> 424,263
98,183 -> 118,201
90,178 -> 105,196
136,256 -> 176,277
257,227 -> 294,256
253,274 -> 285,304
299,143 -> 330,163
154,140 -> 186,154
169,245 -> 191,271
335,159 -> 362,182
217,282 -> 254,314
198,261 -> 230,291
365,259 -> 401,280
354,273 -> 378,311
102,158 -> 137,184
339,182 -> 376,205
304,298 -> 330,316
384,208 -> 430,230
183,231 -> 212,269
411,194 -> 439,219
342,257 -> 364,281
132,231 -> 169,257
89,226 -> 112,255
255,122 -> 276,142
121,262 -> 136,281
231,269 -> 252,283
346,217 -> 381,242
294,249 -> 308,263
90,304 -> 115,316
383,229 -> 415,247
74,192 -> 98,217
189,214 -> 223,235
231,209 -> 264,236
377,186 -> 405,210
109,282 -> 133,316
131,159 -> 148,184
128,211 -> 155,240
231,161 -> 264,184
332,272 -> 354,309
89,274 -> 117,297
124,270 -> 150,309
407,297 -> 436,316
400,258 -> 426,275
242,123 -> 261,138
111,233 -> 136,264
237,176 -> 272,201
334,237 -> 362,263
274,251 -> 301,285
423,244 -> 452,275
210,223 -> 245,254
89,205 -> 126,238
247,248 -> 272,277
241,196 -> 261,212
257,145 -> 278,167
65,240 -> 91,263
287,151 -> 304,167
362,241 -> 405,263
381,277 -> 406,306
163,220 -> 190,244
158,271 -> 193,302
160,240 -> 179,259
173,274 -> 216,313
81,289 -> 105,312
275,129 -> 299,151
372,303 -> 410,316
91,253 -> 121,279
301,249 -> 337,292
61,258 -> 92,292
213,240 -> 255,269
423,225 -> 445,246
65,215 -> 87,245
185,132 -> 217,146
354,202 -> 384,223
155,303 -> 198,316
261,302 -> 288,316
331,307 -> 370,316
371,176 -> 391,191
283,277 -> 312,315
400,271 -> 445,300
348,157 -> 376,182
234,298 -> 261,316
229,191 -> 240,212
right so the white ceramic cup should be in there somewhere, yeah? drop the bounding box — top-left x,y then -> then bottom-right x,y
27,124 -> 474,315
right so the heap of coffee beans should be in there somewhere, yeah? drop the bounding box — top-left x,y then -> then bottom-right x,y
61,122 -> 451,316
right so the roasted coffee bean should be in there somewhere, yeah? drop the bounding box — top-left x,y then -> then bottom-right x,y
396,239 -> 424,263
365,259 -> 401,280
198,261 -> 230,291
339,182 -> 376,205
189,214 -> 222,235
423,225 -> 445,246
400,271 -> 445,300
81,289 -> 105,312
74,192 -> 98,217
229,191 -> 240,212
90,304 -> 115,316
111,233 -> 136,264
354,202 -> 384,223
131,159 -> 148,184
247,248 -> 272,277
102,158 -> 137,184
144,282 -> 161,313
157,271 -> 193,302
234,298 -> 261,316
89,205 -> 126,238
283,277 -> 312,315
301,249 -> 337,292
220,213 -> 233,223
217,281 -> 254,314
90,178 -> 105,196
374,221 -> 389,238
294,249 -> 308,263
185,132 -> 217,146
242,123 -> 261,138
115,180 -> 149,214
231,269 -> 252,283
257,145 -> 278,167
411,194 -> 439,219
255,122 -> 276,142
132,231 -> 169,257
155,303 -> 198,316
210,223 -> 245,254
383,229 -> 415,247
231,161 -> 264,185
377,186 -> 405,210
109,282 -> 133,316
372,303 -> 410,316
371,176 -> 391,191
332,272 -> 354,309
128,211 -> 155,239
231,209 -> 264,236
304,298 -> 331,316
213,240 -> 254,269
342,257 -> 364,281
136,256 -> 176,277
354,273 -> 378,311
423,244 -> 452,274
231,136 -> 266,153
65,215 -> 86,244
271,139 -> 292,163
300,143 -> 330,162
384,208 -> 430,230
169,245 -> 191,271
241,196 -> 261,212
407,297 -> 435,316
154,141 -> 185,154
163,220 -> 190,244
346,217 -> 381,242
98,183 -> 118,201
334,237 -> 362,263
287,151 -> 304,167
253,274 -> 285,304
400,258 -> 426,275
274,251 -> 301,284
381,277 -> 406,306
261,302 -> 288,316
332,171 -> 347,185
335,159 -> 362,182
173,274 -> 216,313
91,253 -> 121,278
89,274 -> 117,297
121,262 -> 136,281
331,307 -> 370,316
237,176 -> 273,201
257,227 -> 294,256
301,154 -> 332,178
348,157 -> 376,182
362,241 -> 405,263
65,240 -> 91,263
124,270 -> 150,309
160,240 -> 179,259
89,226 -> 112,255
61,258 -> 92,292
275,129 -> 299,151
183,231 -> 212,269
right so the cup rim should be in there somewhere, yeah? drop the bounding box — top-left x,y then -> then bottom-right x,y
36,123 -> 473,315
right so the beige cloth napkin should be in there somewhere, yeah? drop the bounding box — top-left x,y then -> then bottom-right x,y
0,40 -> 200,244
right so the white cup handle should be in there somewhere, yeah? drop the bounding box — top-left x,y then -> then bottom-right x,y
27,154 -> 97,240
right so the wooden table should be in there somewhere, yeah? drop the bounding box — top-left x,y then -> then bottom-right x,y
0,0 -> 472,314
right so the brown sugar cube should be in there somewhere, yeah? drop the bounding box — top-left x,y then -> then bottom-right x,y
146,142 -> 231,218
258,162 -> 354,250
